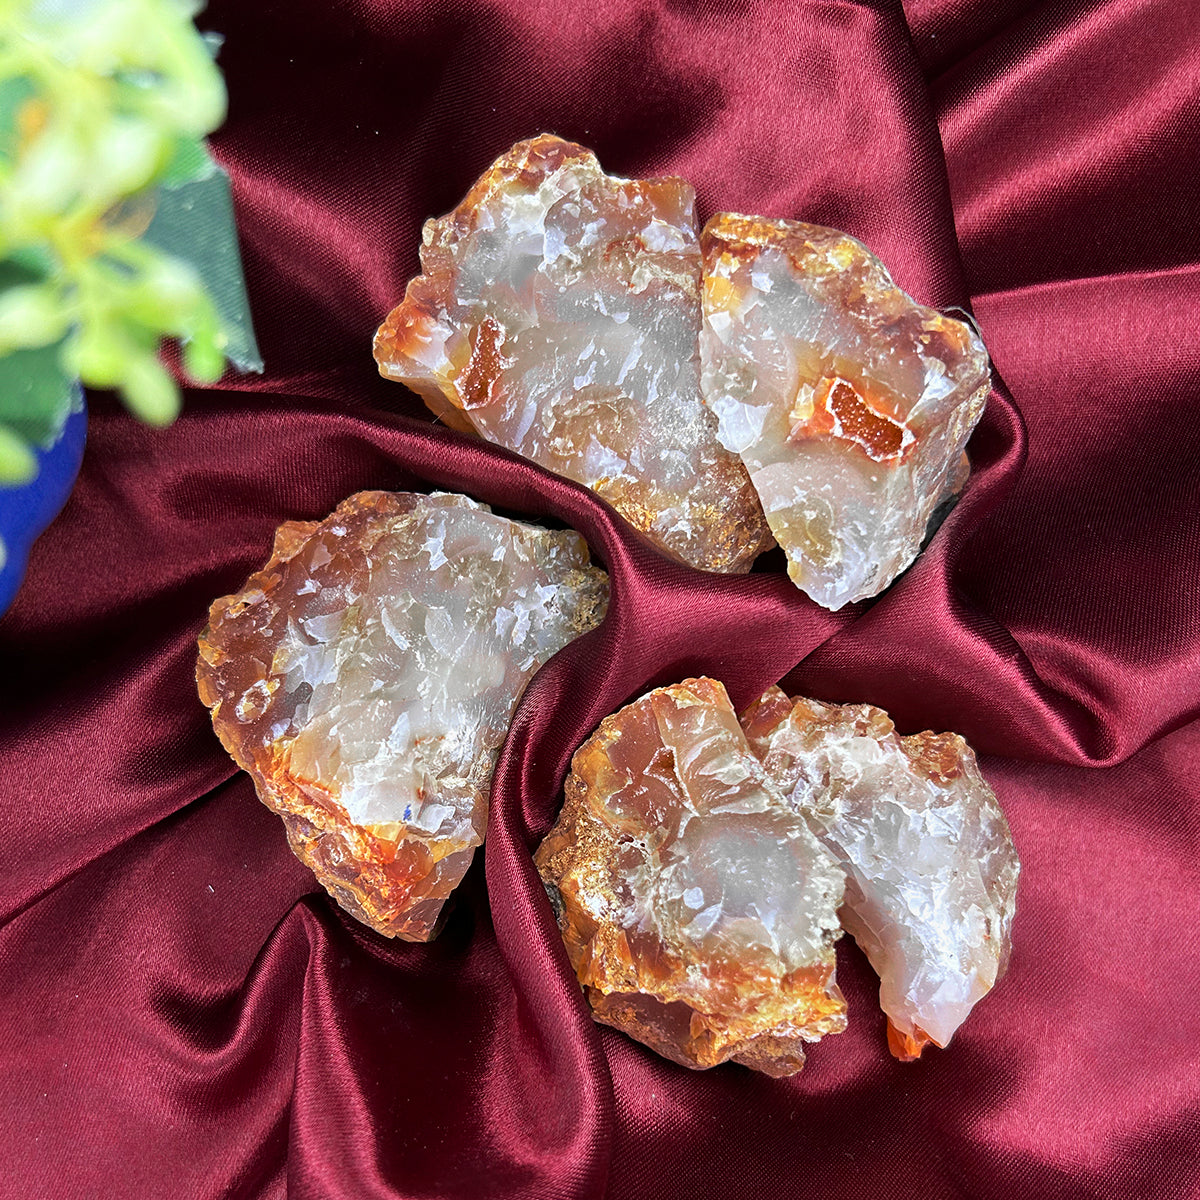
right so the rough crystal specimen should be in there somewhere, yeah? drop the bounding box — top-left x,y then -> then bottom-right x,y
373,136 -> 772,574
197,491 -> 608,941
536,678 -> 847,1076
741,687 -> 1019,1060
700,213 -> 991,608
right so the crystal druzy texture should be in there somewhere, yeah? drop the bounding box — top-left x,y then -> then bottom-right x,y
197,491 -> 608,941
373,136 -> 772,574
536,678 -> 847,1076
741,687 -> 1020,1060
700,214 -> 991,609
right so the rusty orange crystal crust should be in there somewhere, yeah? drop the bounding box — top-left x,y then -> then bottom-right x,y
374,136 -> 772,574
536,678 -> 847,1076
198,491 -> 608,941
741,687 -> 1020,1059
701,214 -> 991,609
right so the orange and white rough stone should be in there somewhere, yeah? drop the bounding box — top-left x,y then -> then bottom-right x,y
197,491 -> 608,941
741,687 -> 1019,1060
374,137 -> 771,573
701,215 -> 991,608
536,678 -> 847,1076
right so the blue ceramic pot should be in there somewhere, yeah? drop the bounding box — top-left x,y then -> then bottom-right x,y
0,387 -> 87,617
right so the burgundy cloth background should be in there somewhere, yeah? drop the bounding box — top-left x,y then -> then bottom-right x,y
2,1 -> 1199,1196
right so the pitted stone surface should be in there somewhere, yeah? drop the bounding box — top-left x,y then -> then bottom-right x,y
198,490 -> 608,941
374,136 -> 772,573
701,214 -> 990,608
741,687 -> 1019,1059
536,678 -> 846,1076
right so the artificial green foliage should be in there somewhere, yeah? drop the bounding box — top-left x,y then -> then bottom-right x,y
0,0 -> 259,488
144,153 -> 262,375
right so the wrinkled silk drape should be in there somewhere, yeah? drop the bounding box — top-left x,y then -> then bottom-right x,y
2,2 -> 1198,1197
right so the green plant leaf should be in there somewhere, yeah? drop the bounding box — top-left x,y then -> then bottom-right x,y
0,255 -> 76,451
0,253 -> 48,290
142,151 -> 263,374
0,423 -> 38,485
0,335 -> 79,450
6,245 -> 54,280
0,76 -> 35,165
160,133 -> 213,187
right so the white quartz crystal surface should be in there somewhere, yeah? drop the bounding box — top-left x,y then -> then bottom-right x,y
198,490 -> 608,939
742,687 -> 1019,1055
701,214 -> 991,608
375,137 -> 770,573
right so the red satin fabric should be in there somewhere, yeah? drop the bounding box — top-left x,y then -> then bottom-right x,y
2,2 -> 1198,1196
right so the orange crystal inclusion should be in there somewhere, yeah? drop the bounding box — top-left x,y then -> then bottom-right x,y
791,375 -> 911,463
457,316 -> 506,411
